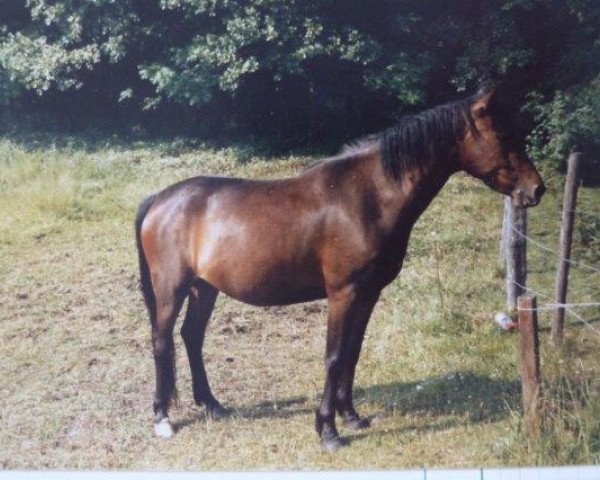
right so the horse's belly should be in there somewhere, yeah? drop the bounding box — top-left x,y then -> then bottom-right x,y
227,284 -> 326,307
203,264 -> 326,306
196,241 -> 326,306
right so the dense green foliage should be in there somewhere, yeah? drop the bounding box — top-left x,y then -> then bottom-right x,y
1,0 -> 599,164
528,81 -> 600,181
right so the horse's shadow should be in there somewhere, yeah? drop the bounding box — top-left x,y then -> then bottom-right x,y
354,371 -> 520,424
172,396 -> 314,431
173,371 -> 520,440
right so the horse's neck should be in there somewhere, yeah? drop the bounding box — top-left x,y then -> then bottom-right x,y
321,149 -> 454,234
405,163 -> 452,216
374,154 -> 454,234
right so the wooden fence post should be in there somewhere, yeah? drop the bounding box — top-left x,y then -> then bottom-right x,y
518,294 -> 541,435
504,197 -> 528,314
500,198 -> 509,266
551,152 -> 581,346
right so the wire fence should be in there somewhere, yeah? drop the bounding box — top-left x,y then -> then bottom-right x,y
510,224 -> 600,275
509,217 -> 600,338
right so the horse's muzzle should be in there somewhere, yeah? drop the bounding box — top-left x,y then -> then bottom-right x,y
512,183 -> 546,208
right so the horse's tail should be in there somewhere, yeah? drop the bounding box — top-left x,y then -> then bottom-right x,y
135,194 -> 157,328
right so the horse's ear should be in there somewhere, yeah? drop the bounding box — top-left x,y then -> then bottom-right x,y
471,88 -> 495,119
472,83 -> 519,119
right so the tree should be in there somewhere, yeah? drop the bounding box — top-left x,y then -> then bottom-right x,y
0,0 -> 135,102
0,0 -> 599,161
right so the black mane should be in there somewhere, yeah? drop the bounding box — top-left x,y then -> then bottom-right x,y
343,93 -> 480,181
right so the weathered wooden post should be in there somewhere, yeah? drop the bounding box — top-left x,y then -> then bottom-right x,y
551,152 -> 581,346
503,197 -> 528,315
500,198 -> 510,266
518,294 -> 541,435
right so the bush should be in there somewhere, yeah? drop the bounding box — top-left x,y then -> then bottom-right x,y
527,80 -> 600,184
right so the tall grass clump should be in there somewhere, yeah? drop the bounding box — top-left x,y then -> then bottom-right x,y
501,370 -> 600,465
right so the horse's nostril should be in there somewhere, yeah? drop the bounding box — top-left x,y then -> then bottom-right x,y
533,183 -> 546,201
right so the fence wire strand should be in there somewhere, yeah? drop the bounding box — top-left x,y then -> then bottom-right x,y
504,196 -> 600,337
510,259 -> 600,339
516,299 -> 600,311
510,224 -> 600,275
564,307 -> 600,337
511,279 -> 551,300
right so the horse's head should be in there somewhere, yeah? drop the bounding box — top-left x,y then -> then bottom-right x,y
458,89 -> 545,207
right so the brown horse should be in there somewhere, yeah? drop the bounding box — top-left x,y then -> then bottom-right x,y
135,89 -> 545,450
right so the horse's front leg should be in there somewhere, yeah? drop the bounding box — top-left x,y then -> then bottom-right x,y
335,291 -> 380,430
315,285 -> 380,451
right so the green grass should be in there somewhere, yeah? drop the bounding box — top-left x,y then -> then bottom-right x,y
0,136 -> 599,469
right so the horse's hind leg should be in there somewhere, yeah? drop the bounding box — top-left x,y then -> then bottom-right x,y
151,275 -> 188,438
181,280 -> 227,419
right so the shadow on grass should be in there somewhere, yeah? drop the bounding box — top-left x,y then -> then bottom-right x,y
346,418 -> 465,445
342,371 -> 521,446
232,396 -> 314,421
0,125 -> 333,161
355,371 -> 520,424
172,396 -> 313,431
174,372 -> 520,437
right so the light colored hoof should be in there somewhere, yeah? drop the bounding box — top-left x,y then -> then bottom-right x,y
154,417 -> 174,438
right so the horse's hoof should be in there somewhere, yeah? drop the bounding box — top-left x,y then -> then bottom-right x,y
154,417 -> 174,438
206,403 -> 231,420
344,416 -> 371,430
321,435 -> 348,452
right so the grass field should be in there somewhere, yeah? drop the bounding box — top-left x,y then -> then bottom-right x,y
1,136 -> 599,469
